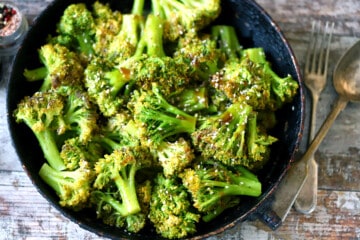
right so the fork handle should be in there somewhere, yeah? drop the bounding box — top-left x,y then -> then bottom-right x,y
294,93 -> 320,213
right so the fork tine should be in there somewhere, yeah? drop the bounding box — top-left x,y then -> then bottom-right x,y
305,21 -> 335,75
304,21 -> 317,74
321,21 -> 335,75
310,21 -> 321,74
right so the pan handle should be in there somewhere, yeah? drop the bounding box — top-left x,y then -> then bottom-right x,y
255,209 -> 282,230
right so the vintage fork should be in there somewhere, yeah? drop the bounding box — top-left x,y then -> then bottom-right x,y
294,21 -> 334,214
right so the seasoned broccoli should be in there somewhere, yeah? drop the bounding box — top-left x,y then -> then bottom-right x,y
39,162 -> 94,210
211,47 -> 299,111
130,84 -> 197,145
153,137 -> 195,177
14,1 -> 302,237
23,43 -> 84,92
106,0 -> 145,63
179,160 -> 261,222
56,87 -> 99,143
173,31 -> 224,81
91,190 -> 147,233
14,88 -> 99,171
92,146 -> 154,218
60,137 -> 103,171
192,101 -> 277,169
57,3 -> 96,56
92,1 -> 123,58
152,0 -> 221,41
149,173 -> 200,239
84,57 -> 131,117
14,91 -> 66,171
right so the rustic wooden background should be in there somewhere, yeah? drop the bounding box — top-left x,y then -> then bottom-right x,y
0,0 -> 359,239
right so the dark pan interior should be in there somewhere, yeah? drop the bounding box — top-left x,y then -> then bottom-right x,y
6,0 -> 304,239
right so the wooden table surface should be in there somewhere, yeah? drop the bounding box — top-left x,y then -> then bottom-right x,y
0,0 -> 359,239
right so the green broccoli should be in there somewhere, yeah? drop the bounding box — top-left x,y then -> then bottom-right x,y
152,0 -> 221,41
179,160 -> 262,222
23,43 -> 84,92
57,3 -> 96,56
149,173 -> 200,239
173,31 -> 224,81
13,91 -> 66,171
105,0 -> 145,63
130,84 -> 197,145
92,1 -> 123,58
211,46 -> 299,111
60,137 -> 103,171
39,162 -> 94,210
192,101 -> 277,169
84,57 -> 131,117
92,146 -> 154,218
14,88 -> 99,171
56,87 -> 99,143
90,190 -> 147,233
153,137 -> 195,177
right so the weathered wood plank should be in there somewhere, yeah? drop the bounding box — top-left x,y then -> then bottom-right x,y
0,171 -> 358,240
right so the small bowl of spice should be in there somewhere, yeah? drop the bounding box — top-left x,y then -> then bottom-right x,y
0,2 -> 28,56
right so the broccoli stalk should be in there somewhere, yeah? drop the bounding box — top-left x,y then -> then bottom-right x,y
132,84 -> 197,144
180,160 -> 262,222
211,25 -> 243,60
39,162 -> 93,210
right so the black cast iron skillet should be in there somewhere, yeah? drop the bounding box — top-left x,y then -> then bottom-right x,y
6,0 -> 305,239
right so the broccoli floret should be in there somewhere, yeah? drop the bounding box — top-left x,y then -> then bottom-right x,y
153,138 -> 195,177
39,162 -> 94,210
60,137 -> 103,171
13,91 -> 66,171
192,101 -> 277,169
211,47 -> 299,111
130,84 -> 197,145
57,87 -> 99,143
84,57 -> 131,117
23,43 -> 84,92
106,0 -> 145,63
179,160 -> 261,222
57,3 -> 96,56
92,146 -> 154,217
92,1 -> 123,58
149,173 -> 200,239
152,0 -> 221,41
174,31 -> 223,81
14,88 -> 99,171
